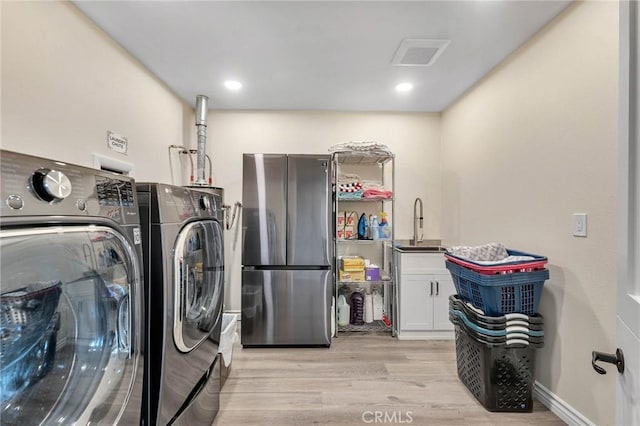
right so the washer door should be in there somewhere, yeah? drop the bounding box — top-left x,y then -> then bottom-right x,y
173,220 -> 224,353
0,225 -> 141,425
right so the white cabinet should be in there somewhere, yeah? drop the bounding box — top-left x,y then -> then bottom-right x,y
400,273 -> 455,332
396,252 -> 455,340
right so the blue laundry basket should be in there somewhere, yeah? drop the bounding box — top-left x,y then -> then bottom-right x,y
446,260 -> 549,315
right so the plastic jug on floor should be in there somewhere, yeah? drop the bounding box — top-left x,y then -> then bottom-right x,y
337,294 -> 350,327
364,291 -> 374,323
372,288 -> 383,321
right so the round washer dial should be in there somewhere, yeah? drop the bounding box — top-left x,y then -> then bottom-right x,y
31,169 -> 72,202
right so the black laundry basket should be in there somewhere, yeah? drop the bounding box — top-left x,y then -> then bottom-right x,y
454,324 -> 535,412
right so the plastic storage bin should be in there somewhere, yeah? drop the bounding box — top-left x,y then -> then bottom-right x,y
446,261 -> 549,315
449,312 -> 544,347
219,313 -> 239,388
449,309 -> 544,337
455,324 -> 535,412
448,295 -> 544,328
365,266 -> 381,281
445,249 -> 548,275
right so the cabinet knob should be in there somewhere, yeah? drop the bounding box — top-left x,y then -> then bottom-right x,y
436,281 -> 439,296
430,281 -> 434,296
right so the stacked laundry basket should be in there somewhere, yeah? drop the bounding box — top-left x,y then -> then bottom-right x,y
445,243 -> 549,412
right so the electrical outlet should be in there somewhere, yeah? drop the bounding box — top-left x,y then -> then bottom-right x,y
573,213 -> 587,237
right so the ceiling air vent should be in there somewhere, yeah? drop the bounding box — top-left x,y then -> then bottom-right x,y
391,39 -> 451,67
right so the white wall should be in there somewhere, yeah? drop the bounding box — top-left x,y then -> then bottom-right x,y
0,0 -> 442,314
440,2 -> 618,424
1,1 -> 192,181
199,111 -> 441,310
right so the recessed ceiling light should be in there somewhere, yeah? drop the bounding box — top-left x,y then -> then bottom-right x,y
224,80 -> 242,91
395,83 -> 414,93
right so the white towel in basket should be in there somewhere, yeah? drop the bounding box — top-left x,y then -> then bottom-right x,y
449,242 -> 509,262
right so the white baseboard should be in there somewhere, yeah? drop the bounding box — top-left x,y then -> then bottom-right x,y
396,332 -> 455,340
534,381 -> 595,426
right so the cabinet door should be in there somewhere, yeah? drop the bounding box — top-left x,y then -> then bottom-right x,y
432,273 -> 456,331
399,274 -> 434,331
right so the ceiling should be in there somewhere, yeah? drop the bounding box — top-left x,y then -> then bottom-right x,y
73,1 -> 572,112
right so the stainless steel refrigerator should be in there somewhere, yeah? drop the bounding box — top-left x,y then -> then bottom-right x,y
241,154 -> 332,346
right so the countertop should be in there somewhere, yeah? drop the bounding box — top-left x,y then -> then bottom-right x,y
393,239 -> 448,253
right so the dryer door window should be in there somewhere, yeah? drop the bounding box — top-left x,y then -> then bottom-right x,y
0,225 -> 141,425
173,220 -> 224,353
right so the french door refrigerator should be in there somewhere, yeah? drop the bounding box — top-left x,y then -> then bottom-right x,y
242,154 -> 332,346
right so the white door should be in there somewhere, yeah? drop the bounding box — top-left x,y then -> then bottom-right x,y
615,2 -> 640,424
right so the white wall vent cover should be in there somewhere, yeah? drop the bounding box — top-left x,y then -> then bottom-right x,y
391,39 -> 451,67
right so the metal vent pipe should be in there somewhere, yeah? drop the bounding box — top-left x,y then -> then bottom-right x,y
195,95 -> 208,185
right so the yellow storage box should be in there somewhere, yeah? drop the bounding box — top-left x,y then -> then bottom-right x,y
339,256 -> 365,271
338,270 -> 365,282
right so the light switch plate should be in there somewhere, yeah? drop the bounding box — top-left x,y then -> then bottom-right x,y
573,213 -> 587,237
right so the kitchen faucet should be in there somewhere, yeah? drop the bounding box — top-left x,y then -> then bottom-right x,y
412,197 -> 424,245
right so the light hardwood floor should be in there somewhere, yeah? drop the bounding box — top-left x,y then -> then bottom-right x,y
213,332 -> 565,425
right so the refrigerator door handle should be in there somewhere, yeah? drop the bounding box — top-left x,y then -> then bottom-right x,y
324,160 -> 332,264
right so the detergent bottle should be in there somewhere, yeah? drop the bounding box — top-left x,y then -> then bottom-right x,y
357,213 -> 369,240
337,294 -> 350,327
370,215 -> 379,240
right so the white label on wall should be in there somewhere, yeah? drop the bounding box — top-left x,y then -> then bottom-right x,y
107,131 -> 128,154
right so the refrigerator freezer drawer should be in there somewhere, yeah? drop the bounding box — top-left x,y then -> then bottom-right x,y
241,269 -> 331,346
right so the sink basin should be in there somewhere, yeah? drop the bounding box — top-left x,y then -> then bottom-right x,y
395,245 -> 448,253
393,240 -> 448,253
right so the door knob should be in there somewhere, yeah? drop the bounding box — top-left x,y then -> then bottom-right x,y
592,348 -> 625,374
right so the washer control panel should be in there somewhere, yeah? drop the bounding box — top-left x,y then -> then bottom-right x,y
1,150 -> 139,225
96,176 -> 135,207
